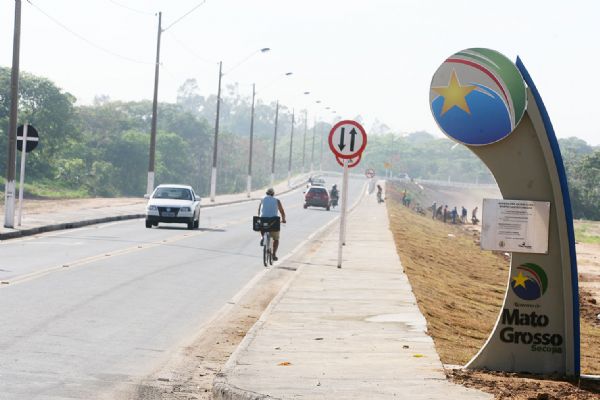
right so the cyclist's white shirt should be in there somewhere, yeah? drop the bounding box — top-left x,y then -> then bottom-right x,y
260,196 -> 278,217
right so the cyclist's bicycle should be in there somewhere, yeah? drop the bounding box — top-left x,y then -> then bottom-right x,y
253,216 -> 281,267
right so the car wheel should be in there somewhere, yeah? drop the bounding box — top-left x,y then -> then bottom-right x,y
303,204 -> 308,209
187,221 -> 194,230
145,220 -> 152,228
326,206 -> 330,211
194,218 -> 199,229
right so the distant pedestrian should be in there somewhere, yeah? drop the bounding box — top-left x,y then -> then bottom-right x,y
443,205 -> 448,223
461,206 -> 467,223
436,205 -> 443,220
472,206 -> 479,225
451,206 -> 457,224
431,202 -> 437,219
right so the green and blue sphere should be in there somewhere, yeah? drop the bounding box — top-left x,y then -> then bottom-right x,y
430,48 -> 527,146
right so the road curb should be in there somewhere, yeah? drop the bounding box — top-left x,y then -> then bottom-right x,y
212,183 -> 368,400
0,176 -> 312,241
0,214 -> 146,240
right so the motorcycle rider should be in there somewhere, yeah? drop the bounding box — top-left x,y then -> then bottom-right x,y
330,184 -> 339,207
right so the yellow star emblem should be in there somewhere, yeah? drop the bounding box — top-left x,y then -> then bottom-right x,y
432,70 -> 477,115
512,272 -> 530,289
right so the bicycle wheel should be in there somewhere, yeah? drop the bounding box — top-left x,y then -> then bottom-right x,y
268,243 -> 273,266
263,235 -> 268,267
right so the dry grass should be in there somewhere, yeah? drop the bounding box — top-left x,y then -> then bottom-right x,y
386,184 -> 507,364
386,183 -> 600,398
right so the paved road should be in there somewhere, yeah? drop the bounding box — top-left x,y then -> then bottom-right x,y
0,179 -> 365,400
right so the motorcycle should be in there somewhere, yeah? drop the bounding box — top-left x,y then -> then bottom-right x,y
330,195 -> 339,209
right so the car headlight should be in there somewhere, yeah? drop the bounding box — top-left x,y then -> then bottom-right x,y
147,205 -> 158,211
180,207 -> 191,212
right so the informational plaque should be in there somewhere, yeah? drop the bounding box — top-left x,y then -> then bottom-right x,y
481,199 -> 550,254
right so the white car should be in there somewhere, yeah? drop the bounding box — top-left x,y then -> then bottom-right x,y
145,184 -> 201,230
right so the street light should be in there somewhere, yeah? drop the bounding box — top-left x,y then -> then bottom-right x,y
271,100 -> 279,187
301,92 -> 310,173
247,71 -> 293,196
147,3 -> 208,196
146,11 -> 162,196
210,48 -> 270,202
310,100 -> 321,172
4,0 -> 22,228
287,108 -> 295,186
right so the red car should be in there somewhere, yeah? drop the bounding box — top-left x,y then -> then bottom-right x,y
304,186 -> 330,211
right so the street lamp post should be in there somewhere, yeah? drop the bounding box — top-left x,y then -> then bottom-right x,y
310,117 -> 316,172
271,100 -> 279,187
302,109 -> 307,174
210,61 -> 223,202
246,83 -> 256,197
147,11 -> 162,196
287,109 -> 295,186
210,48 -> 270,201
4,0 -> 22,228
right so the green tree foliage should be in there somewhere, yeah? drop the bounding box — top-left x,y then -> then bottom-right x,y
342,132 -> 496,184
1,69 -> 598,220
0,67 -> 77,179
559,138 -> 600,220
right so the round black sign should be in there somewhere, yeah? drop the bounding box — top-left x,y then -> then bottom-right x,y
17,125 -> 39,153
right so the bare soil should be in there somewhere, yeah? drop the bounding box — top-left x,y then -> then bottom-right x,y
109,266 -> 296,400
386,182 -> 600,399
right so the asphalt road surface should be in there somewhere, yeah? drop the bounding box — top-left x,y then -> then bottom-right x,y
0,177 -> 365,400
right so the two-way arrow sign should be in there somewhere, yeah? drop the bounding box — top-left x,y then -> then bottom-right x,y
329,120 -> 367,159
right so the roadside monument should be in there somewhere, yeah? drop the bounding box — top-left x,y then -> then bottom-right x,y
430,48 -> 579,377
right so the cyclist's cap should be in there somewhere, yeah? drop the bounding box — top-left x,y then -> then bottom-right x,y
266,188 -> 275,195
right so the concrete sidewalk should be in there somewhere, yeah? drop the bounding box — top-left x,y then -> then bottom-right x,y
213,192 -> 492,399
0,174 -> 310,240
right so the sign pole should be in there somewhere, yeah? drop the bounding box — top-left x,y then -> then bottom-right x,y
17,123 -> 28,226
337,158 -> 348,268
342,157 -> 349,245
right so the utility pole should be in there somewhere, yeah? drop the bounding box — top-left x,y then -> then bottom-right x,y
147,11 -> 162,195
302,110 -> 307,174
287,109 -> 295,186
247,83 -> 256,197
319,122 -> 324,171
271,101 -> 279,187
310,117 -> 316,172
4,0 -> 22,228
210,61 -> 223,202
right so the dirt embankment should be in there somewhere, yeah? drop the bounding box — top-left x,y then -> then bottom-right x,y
386,182 -> 600,400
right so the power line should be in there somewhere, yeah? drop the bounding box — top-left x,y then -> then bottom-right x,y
165,31 -> 215,66
106,0 -> 155,16
163,0 -> 209,32
26,0 -> 154,65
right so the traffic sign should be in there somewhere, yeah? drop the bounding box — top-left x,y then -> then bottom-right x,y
336,154 -> 361,168
365,168 -> 375,178
328,120 -> 367,159
17,124 -> 39,153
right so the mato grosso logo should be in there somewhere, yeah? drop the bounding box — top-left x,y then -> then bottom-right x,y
511,263 -> 548,301
429,48 -> 527,146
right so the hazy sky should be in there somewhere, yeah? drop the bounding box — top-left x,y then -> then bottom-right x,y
1,0 -> 599,145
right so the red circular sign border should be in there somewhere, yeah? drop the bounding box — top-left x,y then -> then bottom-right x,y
328,120 -> 367,159
336,154 -> 362,168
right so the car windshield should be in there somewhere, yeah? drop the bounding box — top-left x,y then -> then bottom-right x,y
309,188 -> 327,194
153,187 -> 192,200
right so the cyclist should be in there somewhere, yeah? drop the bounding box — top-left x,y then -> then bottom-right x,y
258,188 -> 287,261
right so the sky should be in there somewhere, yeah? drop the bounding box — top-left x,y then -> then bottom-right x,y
1,0 -> 599,146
